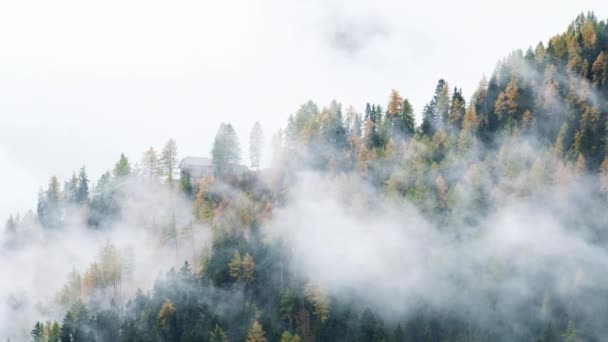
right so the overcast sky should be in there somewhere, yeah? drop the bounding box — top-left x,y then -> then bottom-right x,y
1,0 -> 608,220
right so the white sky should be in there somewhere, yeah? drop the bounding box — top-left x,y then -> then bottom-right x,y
1,0 -> 608,220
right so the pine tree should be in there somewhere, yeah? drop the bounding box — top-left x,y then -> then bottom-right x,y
540,321 -> 556,342
4,215 -> 17,235
393,323 -> 405,342
562,320 -> 580,342
179,170 -> 193,197
212,123 -> 241,174
64,172 -> 78,203
249,122 -> 264,171
114,153 -> 131,177
448,87 -> 465,129
31,322 -> 44,342
76,167 -> 89,204
210,324 -> 228,342
47,321 -> 60,342
421,103 -> 435,136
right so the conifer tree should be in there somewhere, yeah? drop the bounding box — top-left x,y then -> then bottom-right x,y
563,320 -> 580,342
142,147 -> 160,179
76,167 -> 89,204
210,324 -> 228,342
387,89 -> 403,116
161,139 -> 178,183
212,123 -> 241,174
249,121 -> 264,171
247,321 -> 266,342
114,153 -> 131,177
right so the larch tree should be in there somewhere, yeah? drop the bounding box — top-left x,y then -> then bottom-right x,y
592,51 -> 607,86
600,156 -> 608,191
161,139 -> 178,183
247,321 -> 267,342
494,78 -> 520,122
241,253 -> 255,283
575,153 -> 586,175
304,285 -> 330,323
142,147 -> 160,179
387,89 -> 403,116
249,121 -> 264,171
228,250 -> 242,281
462,105 -> 478,132
158,299 -> 177,339
280,331 -> 301,342
436,81 -> 451,125
581,20 -> 597,49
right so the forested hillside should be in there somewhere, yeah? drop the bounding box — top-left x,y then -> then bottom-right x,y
5,12 -> 608,342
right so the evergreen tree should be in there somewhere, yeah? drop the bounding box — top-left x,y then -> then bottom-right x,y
562,321 -> 580,342
249,121 -> 264,171
31,322 -> 44,342
76,167 -> 89,204
212,123 -> 241,174
113,153 -> 131,177
179,170 -> 193,197
210,324 -> 228,342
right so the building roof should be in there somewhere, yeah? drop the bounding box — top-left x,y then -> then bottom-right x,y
179,156 -> 212,169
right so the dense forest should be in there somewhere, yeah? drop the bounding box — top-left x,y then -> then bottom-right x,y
5,12 -> 608,342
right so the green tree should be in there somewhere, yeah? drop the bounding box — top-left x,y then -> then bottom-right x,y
210,324 -> 228,342
562,320 -> 580,342
393,323 -> 404,342
179,169 -> 193,197
212,123 -> 241,174
448,87 -> 466,129
113,153 -> 131,177
249,122 -> 264,171
76,167 -> 89,204
31,322 -> 44,342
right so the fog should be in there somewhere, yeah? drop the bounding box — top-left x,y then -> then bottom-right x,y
2,0 -> 608,221
2,2 -> 608,341
0,178 -> 210,340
